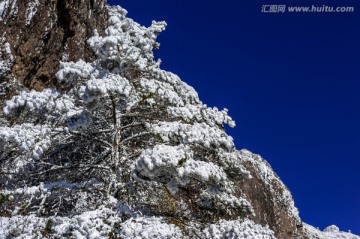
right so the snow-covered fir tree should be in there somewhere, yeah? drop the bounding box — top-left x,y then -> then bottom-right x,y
1,3 -> 359,239
0,5 -> 277,238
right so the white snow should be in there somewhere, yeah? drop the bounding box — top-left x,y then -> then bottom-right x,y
177,159 -> 228,185
56,60 -> 95,85
0,181 -> 95,197
324,225 -> 340,232
82,73 -> 133,103
87,6 -> 166,71
136,144 -> 227,186
168,104 -> 235,127
135,143 -> 253,216
118,217 -> 183,239
0,0 -> 18,21
139,78 -> 184,106
3,88 -> 75,116
0,206 -> 120,239
4,42 -> 13,61
0,211 -> 280,239
0,39 -> 14,77
66,109 -> 92,130
0,123 -> 52,158
304,223 -> 360,239
151,122 -> 235,150
25,0 -> 40,25
215,149 -> 251,179
136,144 -> 191,175
203,219 -> 276,239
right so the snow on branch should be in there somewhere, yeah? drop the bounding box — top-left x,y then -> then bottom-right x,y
82,73 -> 133,104
0,123 -> 53,158
118,216 -> 183,239
135,144 -> 228,186
151,122 -> 235,150
203,219 -> 276,239
56,60 -> 95,86
3,88 -> 75,117
168,104 -> 236,127
88,6 -> 166,72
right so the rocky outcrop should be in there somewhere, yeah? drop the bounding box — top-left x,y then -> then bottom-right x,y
238,150 -> 303,238
0,0 -> 108,90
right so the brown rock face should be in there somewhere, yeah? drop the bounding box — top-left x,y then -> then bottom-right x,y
237,150 -> 305,239
0,0 -> 108,90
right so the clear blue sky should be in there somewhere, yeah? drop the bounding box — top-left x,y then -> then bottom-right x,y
109,0 -> 360,233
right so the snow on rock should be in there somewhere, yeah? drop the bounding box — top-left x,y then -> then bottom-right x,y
324,225 -> 340,232
203,219 -> 276,239
239,149 -> 300,221
118,217 -> 183,239
0,208 -> 275,239
304,223 -> 360,239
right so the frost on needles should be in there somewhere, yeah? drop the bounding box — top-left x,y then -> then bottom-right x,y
0,5 -> 279,238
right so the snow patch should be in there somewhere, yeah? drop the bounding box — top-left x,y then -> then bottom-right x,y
203,219 -> 276,239
324,225 -> 340,232
151,122 -> 234,150
82,73 -> 133,104
0,0 -> 18,21
0,123 -> 52,159
168,104 -> 235,127
56,60 -> 95,86
0,206 -> 120,239
3,88 -> 75,116
25,0 -> 40,25
118,217 -> 183,239
136,144 -> 228,185
304,223 -> 360,239
0,40 -> 14,77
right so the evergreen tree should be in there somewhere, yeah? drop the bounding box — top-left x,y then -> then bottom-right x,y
0,6 -> 277,238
